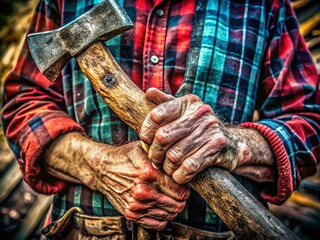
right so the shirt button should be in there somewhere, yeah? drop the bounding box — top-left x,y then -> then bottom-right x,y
156,9 -> 164,17
151,55 -> 159,64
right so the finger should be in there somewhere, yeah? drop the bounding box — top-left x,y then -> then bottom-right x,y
156,172 -> 190,201
140,94 -> 207,146
147,124 -> 190,168
172,157 -> 202,184
138,217 -> 168,231
171,136 -> 239,184
150,110 -> 217,173
139,98 -> 182,146
162,124 -> 210,176
143,209 -> 177,221
124,209 -> 169,231
146,87 -> 174,104
125,202 -> 177,221
138,208 -> 178,221
171,143 -> 223,184
151,193 -> 187,214
147,104 -> 214,168
132,184 -> 187,213
233,165 -> 276,183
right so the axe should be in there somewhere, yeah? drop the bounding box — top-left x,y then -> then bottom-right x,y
27,1 -> 298,239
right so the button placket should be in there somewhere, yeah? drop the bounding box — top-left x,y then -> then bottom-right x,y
142,1 -> 170,91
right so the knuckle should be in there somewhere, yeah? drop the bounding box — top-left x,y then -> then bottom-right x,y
178,188 -> 191,200
155,221 -> 167,231
173,160 -> 200,184
214,156 -> 223,165
124,209 -> 139,221
183,158 -> 201,175
82,176 -> 96,188
153,136 -> 165,150
166,149 -> 181,165
203,115 -> 219,127
150,106 -> 166,124
174,202 -> 186,213
153,210 -> 165,219
167,213 -> 178,221
140,115 -> 158,134
216,134 -> 228,148
255,169 -> 262,179
154,127 -> 170,147
139,128 -> 151,144
157,211 -> 169,220
132,184 -> 149,201
184,94 -> 201,103
196,104 -> 213,115
173,174 -> 185,184
127,202 -> 139,211
139,218 -> 167,231
141,164 -> 157,181
209,133 -> 228,150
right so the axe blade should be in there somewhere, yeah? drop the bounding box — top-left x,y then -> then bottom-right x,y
27,0 -> 133,81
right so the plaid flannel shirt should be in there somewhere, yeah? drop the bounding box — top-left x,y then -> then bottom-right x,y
2,0 -> 319,232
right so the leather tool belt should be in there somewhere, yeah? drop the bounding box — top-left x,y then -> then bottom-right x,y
41,207 -> 234,239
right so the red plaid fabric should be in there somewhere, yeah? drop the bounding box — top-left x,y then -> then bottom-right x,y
2,0 -> 319,232
120,0 -> 196,95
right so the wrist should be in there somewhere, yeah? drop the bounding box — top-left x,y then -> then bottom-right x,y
227,126 -> 277,182
228,127 -> 274,166
217,127 -> 239,171
45,132 -> 100,189
227,127 -> 254,167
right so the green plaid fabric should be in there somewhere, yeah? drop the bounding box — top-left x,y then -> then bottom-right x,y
53,0 -> 272,232
3,0 -> 319,234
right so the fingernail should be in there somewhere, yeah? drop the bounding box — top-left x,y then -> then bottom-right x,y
152,162 -> 161,169
140,141 -> 150,152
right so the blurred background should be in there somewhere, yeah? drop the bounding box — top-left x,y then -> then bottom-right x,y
0,0 -> 319,239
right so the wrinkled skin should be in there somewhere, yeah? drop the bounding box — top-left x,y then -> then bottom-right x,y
45,134 -> 190,230
46,88 -> 275,230
139,88 -> 276,184
139,88 -> 237,184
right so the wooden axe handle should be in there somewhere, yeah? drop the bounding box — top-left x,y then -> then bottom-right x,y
77,41 -> 298,239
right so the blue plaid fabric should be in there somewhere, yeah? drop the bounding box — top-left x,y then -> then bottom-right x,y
49,0 -> 319,232
2,0 -> 319,234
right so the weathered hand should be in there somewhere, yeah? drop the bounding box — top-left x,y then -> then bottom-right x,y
139,88 -> 238,184
84,140 -> 190,230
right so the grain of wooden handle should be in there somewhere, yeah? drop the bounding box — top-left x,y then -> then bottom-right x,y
77,41 -> 298,239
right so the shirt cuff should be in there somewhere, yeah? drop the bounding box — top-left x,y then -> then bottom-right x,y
239,121 -> 293,204
19,111 -> 85,194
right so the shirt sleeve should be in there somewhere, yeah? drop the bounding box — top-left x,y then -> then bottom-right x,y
1,0 -> 85,194
240,0 -> 320,204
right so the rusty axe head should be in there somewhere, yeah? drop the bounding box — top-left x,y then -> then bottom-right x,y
27,0 -> 133,81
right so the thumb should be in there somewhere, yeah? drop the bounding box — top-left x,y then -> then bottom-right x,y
146,88 -> 174,104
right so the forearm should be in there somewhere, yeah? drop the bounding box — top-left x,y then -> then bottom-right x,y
44,132 -> 104,189
44,132 -> 190,230
229,127 -> 276,183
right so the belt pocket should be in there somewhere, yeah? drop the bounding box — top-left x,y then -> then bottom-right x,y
161,222 -> 235,240
41,207 -> 127,239
41,207 -> 234,240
